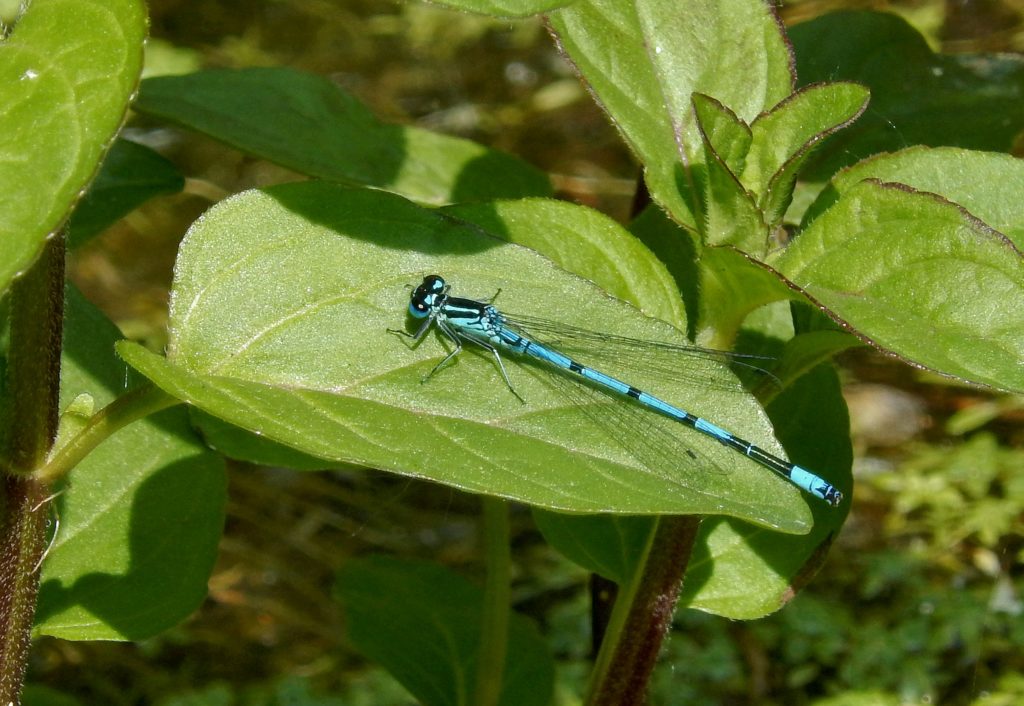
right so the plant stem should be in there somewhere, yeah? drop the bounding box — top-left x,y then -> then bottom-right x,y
475,496 -> 511,706
0,235 -> 65,706
35,383 -> 180,485
585,515 -> 701,706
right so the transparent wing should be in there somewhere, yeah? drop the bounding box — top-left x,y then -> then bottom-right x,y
502,312 -> 778,393
515,357 -> 730,485
492,316 -> 764,487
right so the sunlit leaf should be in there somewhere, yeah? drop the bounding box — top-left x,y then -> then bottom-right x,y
427,0 -> 569,16
119,182 -> 817,531
777,179 -> 1024,392
745,82 -> 869,226
549,0 -> 793,231
444,198 -> 686,327
806,146 -> 1024,250
0,0 -> 145,292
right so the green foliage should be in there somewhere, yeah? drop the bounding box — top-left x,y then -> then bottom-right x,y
548,0 -> 794,233
536,432 -> 1023,705
133,67 -> 551,205
0,0 -> 146,291
2,0 -> 1022,704
35,288 -> 226,640
871,433 -> 1024,553
790,11 -> 1024,178
335,556 -> 554,706
115,183 -> 814,529
777,177 -> 1024,391
735,433 -> 1024,704
67,139 -> 184,249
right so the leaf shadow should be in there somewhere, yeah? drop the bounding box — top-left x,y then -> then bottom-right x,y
263,181 -> 505,256
36,446 -> 225,640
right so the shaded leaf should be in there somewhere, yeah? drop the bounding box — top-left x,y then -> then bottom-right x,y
34,287 -> 226,640
532,510 -> 653,584
791,11 -> 1024,179
21,685 -> 83,706
335,556 -> 554,706
751,330 -> 864,401
67,138 -> 184,248
134,67 -> 550,205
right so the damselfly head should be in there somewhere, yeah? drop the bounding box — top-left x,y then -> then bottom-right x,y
409,275 -> 448,318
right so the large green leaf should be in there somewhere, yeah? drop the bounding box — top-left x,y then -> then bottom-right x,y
444,198 -> 686,327
777,179 -> 1024,393
548,0 -> 793,232
791,11 -> 1024,180
0,0 -> 146,292
335,556 -> 554,706
533,338 -> 851,619
191,196 -> 687,470
34,288 -> 226,641
119,181 -> 817,531
133,67 -> 551,205
806,147 -> 1024,251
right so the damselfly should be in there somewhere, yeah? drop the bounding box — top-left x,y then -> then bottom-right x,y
390,274 -> 842,507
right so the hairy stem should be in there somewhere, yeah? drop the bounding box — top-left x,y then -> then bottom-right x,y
585,515 -> 701,706
1,235 -> 65,706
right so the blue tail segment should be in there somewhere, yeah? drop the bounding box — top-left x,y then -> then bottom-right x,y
394,274 -> 843,507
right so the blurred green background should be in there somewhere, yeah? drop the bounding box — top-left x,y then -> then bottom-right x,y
28,0 -> 1024,704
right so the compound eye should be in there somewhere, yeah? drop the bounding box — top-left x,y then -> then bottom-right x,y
409,297 -> 431,318
423,274 -> 446,293
407,275 -> 445,318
